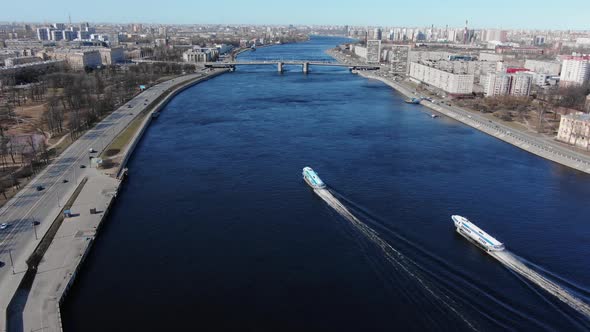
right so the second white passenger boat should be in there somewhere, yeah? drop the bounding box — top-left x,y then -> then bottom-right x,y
452,215 -> 505,252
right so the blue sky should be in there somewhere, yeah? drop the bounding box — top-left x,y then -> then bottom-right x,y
2,0 -> 589,30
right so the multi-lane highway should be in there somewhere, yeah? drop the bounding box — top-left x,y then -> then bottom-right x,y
0,72 -> 206,296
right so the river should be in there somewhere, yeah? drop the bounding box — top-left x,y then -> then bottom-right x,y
63,36 -> 590,331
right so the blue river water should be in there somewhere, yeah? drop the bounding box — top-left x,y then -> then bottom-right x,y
63,36 -> 590,331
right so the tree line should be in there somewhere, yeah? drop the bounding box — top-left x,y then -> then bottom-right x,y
0,61 -> 196,200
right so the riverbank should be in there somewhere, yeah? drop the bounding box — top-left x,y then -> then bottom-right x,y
0,68 -> 229,332
107,68 -> 229,178
362,72 -> 590,174
325,48 -> 590,175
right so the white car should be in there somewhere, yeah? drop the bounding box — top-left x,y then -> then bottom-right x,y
0,223 -> 8,230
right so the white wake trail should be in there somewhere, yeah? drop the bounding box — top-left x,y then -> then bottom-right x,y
490,251 -> 590,319
314,188 -> 477,331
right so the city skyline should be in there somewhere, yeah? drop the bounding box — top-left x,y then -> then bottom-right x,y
2,0 -> 590,30
2,0 -> 590,329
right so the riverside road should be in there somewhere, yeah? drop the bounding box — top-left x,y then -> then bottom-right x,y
350,65 -> 590,174
0,70 -> 213,330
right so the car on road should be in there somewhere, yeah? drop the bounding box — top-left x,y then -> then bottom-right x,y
127,105 -> 132,108
89,148 -> 96,153
36,185 -> 44,191
80,165 -> 86,169
0,223 -> 8,230
62,179 -> 69,183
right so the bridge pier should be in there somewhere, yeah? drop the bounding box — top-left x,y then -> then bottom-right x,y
277,62 -> 283,73
302,62 -> 309,74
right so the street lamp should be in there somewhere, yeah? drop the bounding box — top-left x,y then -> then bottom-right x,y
8,249 -> 15,274
31,220 -> 38,240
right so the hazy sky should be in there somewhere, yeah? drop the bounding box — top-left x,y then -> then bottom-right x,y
2,0 -> 589,30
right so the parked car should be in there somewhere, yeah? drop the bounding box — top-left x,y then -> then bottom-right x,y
0,223 -> 8,230
36,185 -> 44,191
62,179 -> 69,183
80,165 -> 86,169
89,148 -> 96,153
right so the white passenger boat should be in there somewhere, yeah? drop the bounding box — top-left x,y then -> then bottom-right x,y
302,167 -> 326,189
453,215 -> 504,252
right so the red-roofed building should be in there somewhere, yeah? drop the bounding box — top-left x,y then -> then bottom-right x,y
506,68 -> 530,74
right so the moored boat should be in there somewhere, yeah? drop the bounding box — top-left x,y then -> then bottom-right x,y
405,98 -> 421,104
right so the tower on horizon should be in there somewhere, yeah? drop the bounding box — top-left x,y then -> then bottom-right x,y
463,20 -> 468,44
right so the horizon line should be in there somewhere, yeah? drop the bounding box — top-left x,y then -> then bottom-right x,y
0,19 -> 589,32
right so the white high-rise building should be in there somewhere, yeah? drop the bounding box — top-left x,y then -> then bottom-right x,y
483,29 -> 507,42
560,56 -> 590,86
510,72 -> 533,96
366,40 -> 381,64
483,74 -> 512,97
482,73 -> 533,97
409,62 -> 474,94
389,45 -> 410,75
447,30 -> 457,42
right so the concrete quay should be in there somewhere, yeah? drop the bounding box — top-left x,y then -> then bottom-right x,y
115,68 -> 229,177
21,170 -> 119,332
324,48 -> 590,174
0,68 -> 228,332
359,71 -> 590,175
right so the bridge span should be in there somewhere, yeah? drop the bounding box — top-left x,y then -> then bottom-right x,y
130,59 -> 380,73
204,60 -> 380,73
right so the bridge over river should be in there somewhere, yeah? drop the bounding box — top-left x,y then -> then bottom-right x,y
131,59 -> 380,73
204,60 -> 380,73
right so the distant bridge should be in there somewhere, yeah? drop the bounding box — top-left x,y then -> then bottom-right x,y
204,61 -> 380,73
130,59 -> 380,73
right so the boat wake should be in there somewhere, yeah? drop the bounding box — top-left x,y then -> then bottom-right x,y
313,188 -> 477,331
490,250 -> 590,320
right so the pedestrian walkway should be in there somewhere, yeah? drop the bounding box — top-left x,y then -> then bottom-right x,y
21,169 -> 120,332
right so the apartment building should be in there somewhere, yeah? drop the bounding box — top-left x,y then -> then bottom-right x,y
409,62 -> 474,95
